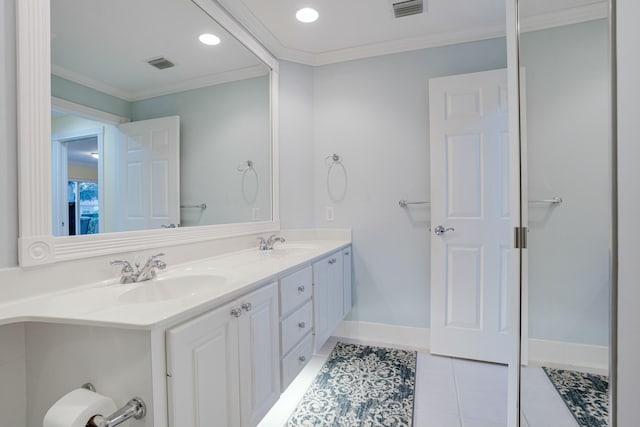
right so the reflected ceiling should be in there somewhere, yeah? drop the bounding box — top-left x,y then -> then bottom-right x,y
51,0 -> 267,101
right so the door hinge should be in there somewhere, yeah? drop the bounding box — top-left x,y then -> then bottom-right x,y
513,226 -> 528,249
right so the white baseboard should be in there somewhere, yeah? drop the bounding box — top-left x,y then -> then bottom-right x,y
333,321 -> 608,372
332,321 -> 430,352
527,338 -> 609,372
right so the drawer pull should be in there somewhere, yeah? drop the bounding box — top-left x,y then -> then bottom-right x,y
298,356 -> 306,363
298,322 -> 306,329
241,303 -> 252,312
297,285 -> 305,292
344,251 -> 350,255
230,308 -> 243,318
328,258 -> 337,264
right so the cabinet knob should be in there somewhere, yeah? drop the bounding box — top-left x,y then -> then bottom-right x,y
298,356 -> 306,363
328,258 -> 337,264
344,251 -> 350,255
230,308 -> 243,318
297,285 -> 305,293
298,322 -> 306,329
241,303 -> 252,312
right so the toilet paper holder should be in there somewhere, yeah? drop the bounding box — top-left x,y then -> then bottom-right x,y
80,383 -> 146,427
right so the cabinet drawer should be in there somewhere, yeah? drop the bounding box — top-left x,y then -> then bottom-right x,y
281,332 -> 314,391
281,300 -> 313,355
280,266 -> 312,316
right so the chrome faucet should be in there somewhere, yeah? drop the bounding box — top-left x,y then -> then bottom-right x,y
257,234 -> 286,250
110,253 -> 167,283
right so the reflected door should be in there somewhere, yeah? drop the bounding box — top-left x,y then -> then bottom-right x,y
114,116 -> 180,231
429,69 -> 511,364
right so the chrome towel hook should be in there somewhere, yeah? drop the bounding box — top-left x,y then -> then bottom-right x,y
325,153 -> 342,166
237,160 -> 254,172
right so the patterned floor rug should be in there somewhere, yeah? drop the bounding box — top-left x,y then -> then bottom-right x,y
543,367 -> 609,427
286,342 -> 417,427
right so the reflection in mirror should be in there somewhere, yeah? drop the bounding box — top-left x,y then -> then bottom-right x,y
51,0 -> 271,236
518,2 -> 611,426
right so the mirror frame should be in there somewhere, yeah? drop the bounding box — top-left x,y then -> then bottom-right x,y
16,0 -> 280,266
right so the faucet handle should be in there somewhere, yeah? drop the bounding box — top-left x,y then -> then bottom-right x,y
149,253 -> 166,261
257,237 -> 268,250
110,260 -> 134,272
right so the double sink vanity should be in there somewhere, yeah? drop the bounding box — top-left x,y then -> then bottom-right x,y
1,233 -> 352,427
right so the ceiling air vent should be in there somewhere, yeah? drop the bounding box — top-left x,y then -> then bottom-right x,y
392,0 -> 423,18
147,57 -> 175,70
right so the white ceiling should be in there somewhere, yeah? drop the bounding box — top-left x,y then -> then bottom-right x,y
51,0 -> 268,102
218,0 -> 609,65
51,0 -> 608,99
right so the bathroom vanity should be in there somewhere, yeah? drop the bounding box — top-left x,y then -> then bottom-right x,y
0,236 -> 352,427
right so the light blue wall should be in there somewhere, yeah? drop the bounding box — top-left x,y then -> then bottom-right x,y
131,76 -> 272,225
521,19 -> 610,346
279,62 -> 315,229
312,38 -> 508,328
51,76 -> 132,119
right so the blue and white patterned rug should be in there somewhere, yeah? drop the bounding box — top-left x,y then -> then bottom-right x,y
543,367 -> 609,427
287,342 -> 417,427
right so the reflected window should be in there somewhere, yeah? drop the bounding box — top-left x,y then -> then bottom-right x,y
67,180 -> 99,235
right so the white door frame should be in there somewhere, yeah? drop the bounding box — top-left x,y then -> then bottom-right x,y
51,128 -> 105,235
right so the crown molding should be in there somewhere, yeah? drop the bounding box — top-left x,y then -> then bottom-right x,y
520,2 -> 609,33
131,65 -> 269,101
309,25 -> 506,66
52,64 -> 135,101
52,64 -> 269,103
217,0 -> 609,67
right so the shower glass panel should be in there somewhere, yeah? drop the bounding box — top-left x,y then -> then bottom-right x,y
517,2 -> 612,426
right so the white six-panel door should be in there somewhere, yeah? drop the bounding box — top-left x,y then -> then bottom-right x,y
429,69 -> 511,364
115,116 -> 180,231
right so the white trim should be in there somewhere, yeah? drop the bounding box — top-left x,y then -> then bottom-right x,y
520,2 -> 609,34
505,1 -> 522,425
52,97 -> 130,125
51,127 -> 105,237
332,321 -> 608,373
192,0 -> 278,71
17,0 -> 280,267
131,65 -> 269,101
332,321 -> 430,352
53,221 -> 279,261
53,65 -> 270,103
52,65 -> 134,102
309,25 -> 506,66
528,338 -> 609,372
17,0 -> 54,266
216,0 -> 608,66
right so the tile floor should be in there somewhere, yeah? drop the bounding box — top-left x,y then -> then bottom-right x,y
258,337 -> 584,427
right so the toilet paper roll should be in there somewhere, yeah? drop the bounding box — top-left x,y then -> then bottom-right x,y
43,388 -> 117,427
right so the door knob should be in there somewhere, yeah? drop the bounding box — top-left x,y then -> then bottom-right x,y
434,225 -> 455,236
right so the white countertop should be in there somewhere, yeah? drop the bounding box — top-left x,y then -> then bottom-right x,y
0,240 -> 350,330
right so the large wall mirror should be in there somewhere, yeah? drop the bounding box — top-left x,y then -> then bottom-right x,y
17,0 -> 279,266
514,1 -> 614,426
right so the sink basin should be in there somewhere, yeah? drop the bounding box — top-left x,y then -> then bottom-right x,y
118,275 -> 226,303
260,244 -> 317,257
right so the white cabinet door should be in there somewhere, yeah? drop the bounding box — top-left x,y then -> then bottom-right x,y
313,251 -> 345,351
166,300 -> 241,427
343,247 -> 352,317
327,253 -> 344,334
238,283 -> 280,427
313,254 -> 331,350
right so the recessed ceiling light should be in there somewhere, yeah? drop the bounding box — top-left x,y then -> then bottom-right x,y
296,7 -> 319,23
199,33 -> 221,46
